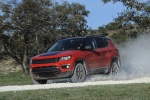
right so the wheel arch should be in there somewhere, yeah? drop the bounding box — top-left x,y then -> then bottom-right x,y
110,56 -> 121,68
73,59 -> 88,75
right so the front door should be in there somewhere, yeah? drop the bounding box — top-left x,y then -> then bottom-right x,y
83,38 -> 99,70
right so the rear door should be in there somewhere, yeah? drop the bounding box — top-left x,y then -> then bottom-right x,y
95,38 -> 108,67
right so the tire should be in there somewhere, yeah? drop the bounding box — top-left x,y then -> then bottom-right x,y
110,61 -> 119,75
31,75 -> 47,84
71,63 -> 86,83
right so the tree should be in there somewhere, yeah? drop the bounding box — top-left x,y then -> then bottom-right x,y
52,2 -> 89,37
98,26 -> 108,36
101,0 -> 150,42
0,0 -> 89,73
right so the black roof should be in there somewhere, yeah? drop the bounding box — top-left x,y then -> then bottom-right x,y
60,36 -> 108,41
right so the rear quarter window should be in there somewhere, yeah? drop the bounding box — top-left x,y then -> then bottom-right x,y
95,38 -> 108,48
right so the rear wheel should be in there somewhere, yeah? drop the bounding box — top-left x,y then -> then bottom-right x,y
110,61 -> 119,75
71,63 -> 86,83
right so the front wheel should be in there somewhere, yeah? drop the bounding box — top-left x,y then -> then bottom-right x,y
71,63 -> 86,83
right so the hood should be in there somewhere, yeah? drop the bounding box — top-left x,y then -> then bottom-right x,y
39,51 -> 62,56
31,50 -> 79,59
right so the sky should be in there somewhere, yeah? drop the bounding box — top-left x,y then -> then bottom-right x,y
65,0 -> 126,29
0,0 -> 126,29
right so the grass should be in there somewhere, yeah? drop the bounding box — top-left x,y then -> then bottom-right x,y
0,83 -> 150,100
0,72 -> 150,100
0,72 -> 32,86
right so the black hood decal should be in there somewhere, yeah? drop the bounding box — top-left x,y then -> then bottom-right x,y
40,51 -> 62,56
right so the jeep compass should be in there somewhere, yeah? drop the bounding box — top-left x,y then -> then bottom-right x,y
30,36 -> 120,84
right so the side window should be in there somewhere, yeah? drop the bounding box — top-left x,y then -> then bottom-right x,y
85,38 -> 96,50
103,38 -> 108,47
95,38 -> 107,48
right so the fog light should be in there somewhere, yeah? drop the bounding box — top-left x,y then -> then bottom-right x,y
33,74 -> 37,76
61,64 -> 70,69
66,65 -> 70,68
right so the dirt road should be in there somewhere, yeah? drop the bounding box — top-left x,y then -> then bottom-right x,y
1,76 -> 150,92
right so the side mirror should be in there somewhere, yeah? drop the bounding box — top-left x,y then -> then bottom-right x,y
85,45 -> 92,50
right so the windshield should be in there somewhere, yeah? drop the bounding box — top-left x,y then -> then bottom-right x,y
47,39 -> 84,52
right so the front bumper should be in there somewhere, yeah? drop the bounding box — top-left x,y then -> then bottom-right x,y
31,66 -> 73,80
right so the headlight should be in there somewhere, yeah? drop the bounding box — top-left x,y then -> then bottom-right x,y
30,59 -> 32,64
60,56 -> 71,61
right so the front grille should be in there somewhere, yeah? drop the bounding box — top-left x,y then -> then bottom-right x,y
32,58 -> 59,64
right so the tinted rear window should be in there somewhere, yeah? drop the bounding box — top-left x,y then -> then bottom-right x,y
95,38 -> 108,48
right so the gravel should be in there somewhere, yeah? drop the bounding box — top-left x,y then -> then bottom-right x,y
1,77 -> 150,92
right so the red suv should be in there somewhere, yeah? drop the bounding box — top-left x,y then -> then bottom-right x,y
30,36 -> 120,84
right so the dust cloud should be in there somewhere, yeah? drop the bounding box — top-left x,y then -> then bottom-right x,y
86,33 -> 150,81
119,33 -> 150,79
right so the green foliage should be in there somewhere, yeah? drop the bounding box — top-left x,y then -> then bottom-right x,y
100,0 -> 150,43
0,0 -> 89,73
1,0 -> 150,73
111,32 -> 128,43
105,22 -> 122,30
98,26 -> 108,36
